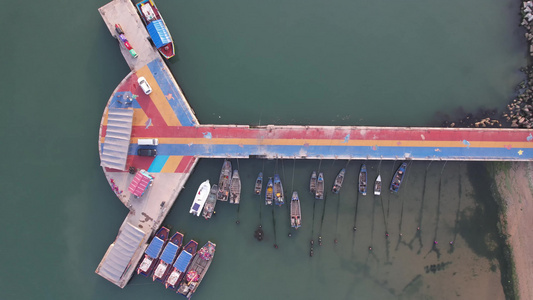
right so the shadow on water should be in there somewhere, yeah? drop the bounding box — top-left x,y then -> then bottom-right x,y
424,161 -> 447,259
449,163 -> 463,254
460,162 -> 517,300
407,161 -> 433,254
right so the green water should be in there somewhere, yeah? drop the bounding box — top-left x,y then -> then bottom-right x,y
0,0 -> 524,299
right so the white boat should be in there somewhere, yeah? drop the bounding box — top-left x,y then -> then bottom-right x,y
374,175 -> 382,196
190,180 -> 211,216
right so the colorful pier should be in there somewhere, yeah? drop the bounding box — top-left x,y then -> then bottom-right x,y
95,0 -> 533,288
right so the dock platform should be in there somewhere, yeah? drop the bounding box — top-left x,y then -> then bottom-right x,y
96,0 -> 533,289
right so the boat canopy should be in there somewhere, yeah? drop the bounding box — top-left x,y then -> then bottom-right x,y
160,242 -> 179,264
173,251 -> 193,272
145,237 -> 164,258
128,170 -> 153,197
146,20 -> 171,48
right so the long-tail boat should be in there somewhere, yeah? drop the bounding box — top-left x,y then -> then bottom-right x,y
290,191 -> 302,229
202,184 -> 218,220
177,241 -> 216,298
310,171 -> 317,195
390,162 -> 408,193
229,170 -> 241,204
273,174 -> 284,206
359,164 -> 367,196
315,172 -> 324,200
265,177 -> 274,205
332,168 -> 345,194
254,172 -> 263,195
216,160 -> 232,201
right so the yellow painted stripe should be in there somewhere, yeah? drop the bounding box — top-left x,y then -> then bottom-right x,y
160,156 -> 183,173
102,110 -> 109,126
127,137 -> 533,149
132,108 -> 149,126
136,66 -> 181,126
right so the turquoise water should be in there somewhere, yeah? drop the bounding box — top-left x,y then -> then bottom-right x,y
0,0 -> 524,299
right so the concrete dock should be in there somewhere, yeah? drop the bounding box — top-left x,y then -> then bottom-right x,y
96,0 -> 533,288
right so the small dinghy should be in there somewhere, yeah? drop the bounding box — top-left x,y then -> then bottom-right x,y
374,175 -> 382,196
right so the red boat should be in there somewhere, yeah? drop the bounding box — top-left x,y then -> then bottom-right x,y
135,0 -> 175,59
152,231 -> 184,282
136,227 -> 169,277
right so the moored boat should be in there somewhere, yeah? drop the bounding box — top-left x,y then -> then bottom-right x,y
374,175 -> 382,196
290,191 -> 302,229
254,172 -> 263,195
137,226 -> 170,276
153,231 -> 184,282
165,240 -> 199,290
273,174 -> 284,206
177,241 -> 216,298
190,180 -> 210,216
359,164 -> 367,195
202,184 -> 218,220
310,171 -> 317,195
390,162 -> 408,193
332,168 -> 345,194
217,160 -> 232,201
265,177 -> 274,205
315,172 -> 324,200
229,170 -> 241,204
135,0 -> 175,59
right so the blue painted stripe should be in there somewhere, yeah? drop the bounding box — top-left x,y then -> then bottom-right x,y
147,59 -> 197,127
127,144 -> 533,160
148,155 -> 170,172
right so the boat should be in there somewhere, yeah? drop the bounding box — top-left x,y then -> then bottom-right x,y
153,231 -> 184,282
135,0 -> 175,59
265,177 -> 274,205
165,240 -> 199,290
374,175 -> 382,196
229,170 -> 241,204
332,168 -> 345,194
273,174 -> 284,206
290,191 -> 302,229
254,172 -> 263,195
216,160 -> 232,201
309,171 -> 317,195
137,226 -> 170,276
315,172 -> 324,200
190,180 -> 210,216
177,241 -> 217,298
202,184 -> 218,220
359,164 -> 367,195
390,162 -> 408,193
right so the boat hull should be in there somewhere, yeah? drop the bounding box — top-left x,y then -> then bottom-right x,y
390,163 -> 408,193
190,180 -> 211,216
359,164 -> 367,196
135,0 -> 175,59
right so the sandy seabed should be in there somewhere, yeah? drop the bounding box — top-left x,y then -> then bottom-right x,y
495,162 -> 533,300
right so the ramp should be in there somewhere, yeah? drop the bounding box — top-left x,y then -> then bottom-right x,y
100,108 -> 134,170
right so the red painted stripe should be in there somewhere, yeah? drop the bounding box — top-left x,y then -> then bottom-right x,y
101,125 -> 107,138
128,155 -> 154,171
175,156 -> 196,173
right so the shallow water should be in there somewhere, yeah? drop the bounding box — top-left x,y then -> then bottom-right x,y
0,0 -> 524,299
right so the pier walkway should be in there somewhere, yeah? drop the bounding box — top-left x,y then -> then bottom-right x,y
95,0 -> 533,288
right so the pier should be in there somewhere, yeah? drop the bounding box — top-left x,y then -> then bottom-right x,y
96,0 -> 533,288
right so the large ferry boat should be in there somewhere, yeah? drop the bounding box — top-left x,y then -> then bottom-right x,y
135,0 -> 175,59
165,240 -> 198,290
152,231 -> 184,282
137,227 -> 170,276
177,241 -> 217,298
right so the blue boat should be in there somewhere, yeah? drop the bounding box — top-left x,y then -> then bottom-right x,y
153,231 -> 184,282
390,162 -> 408,193
254,172 -> 263,195
137,226 -> 170,276
135,0 -> 175,59
165,240 -> 198,289
265,177 -> 274,205
273,174 -> 284,206
358,164 -> 367,196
